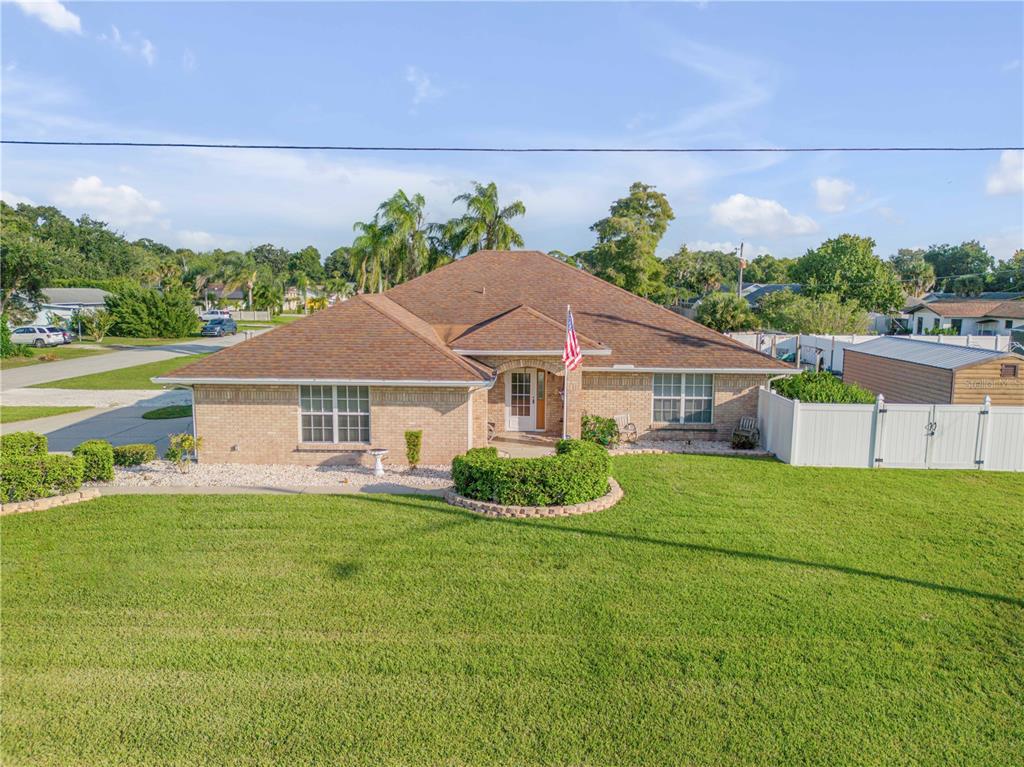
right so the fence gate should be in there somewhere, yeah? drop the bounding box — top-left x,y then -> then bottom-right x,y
877,404 -> 985,470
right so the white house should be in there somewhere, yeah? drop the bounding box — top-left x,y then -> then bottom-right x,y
906,299 -> 1024,336
32,288 -> 110,326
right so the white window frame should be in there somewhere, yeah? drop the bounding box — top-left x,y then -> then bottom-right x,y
652,373 -> 715,425
299,385 -> 370,444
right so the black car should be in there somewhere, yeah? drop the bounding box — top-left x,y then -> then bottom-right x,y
201,318 -> 238,337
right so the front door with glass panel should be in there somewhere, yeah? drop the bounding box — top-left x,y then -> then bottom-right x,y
506,369 -> 537,431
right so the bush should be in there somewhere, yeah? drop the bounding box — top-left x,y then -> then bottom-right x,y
581,414 -> 619,447
1,314 -> 32,359
696,292 -> 758,332
730,432 -> 758,450
105,284 -> 199,338
0,431 -> 48,458
72,439 -> 115,482
165,433 -> 202,473
452,439 -> 610,506
404,430 -> 422,469
113,443 -> 157,466
1,453 -> 84,502
772,371 -> 876,404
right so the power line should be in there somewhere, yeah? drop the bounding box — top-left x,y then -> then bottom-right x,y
1,140 -> 1022,153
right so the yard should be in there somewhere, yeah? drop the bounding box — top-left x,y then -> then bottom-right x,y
0,345 -> 109,370
28,354 -> 210,390
0,405 -> 91,424
2,454 -> 1021,766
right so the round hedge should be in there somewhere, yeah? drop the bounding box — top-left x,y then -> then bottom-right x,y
451,439 -> 610,506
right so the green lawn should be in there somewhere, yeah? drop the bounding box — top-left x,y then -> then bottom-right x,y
93,336 -> 200,347
2,455 -> 1021,766
0,405 -> 91,424
30,354 -> 209,390
141,404 -> 192,420
0,345 -> 110,370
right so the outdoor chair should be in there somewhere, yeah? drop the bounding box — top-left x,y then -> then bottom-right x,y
732,415 -> 760,445
614,414 -> 638,444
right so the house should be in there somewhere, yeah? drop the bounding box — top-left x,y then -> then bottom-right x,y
843,337 -> 1024,405
905,298 -> 1024,336
156,250 -> 793,465
32,288 -> 110,326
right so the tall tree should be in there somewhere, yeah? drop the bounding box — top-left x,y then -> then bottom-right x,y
988,249 -> 1024,291
889,248 -> 935,298
324,246 -> 352,282
247,243 -> 291,274
758,290 -> 869,334
377,190 -> 430,282
288,246 -> 324,283
580,182 -> 674,298
219,252 -> 260,309
743,253 -> 796,284
349,218 -> 390,293
923,241 -> 994,288
695,292 -> 757,332
446,181 -> 526,255
792,234 -> 904,313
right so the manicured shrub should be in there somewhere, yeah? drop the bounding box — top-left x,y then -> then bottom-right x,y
1,453 -> 84,502
72,439 -> 115,482
771,371 -> 876,404
404,430 -> 422,469
0,431 -> 48,458
581,414 -> 619,447
113,443 -> 157,467
452,439 -> 610,506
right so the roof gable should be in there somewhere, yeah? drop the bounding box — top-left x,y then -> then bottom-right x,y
451,304 -> 606,353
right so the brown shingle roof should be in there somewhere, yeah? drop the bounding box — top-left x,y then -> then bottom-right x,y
910,299 -> 1024,319
451,304 -> 606,352
163,295 -> 492,383
388,250 -> 790,370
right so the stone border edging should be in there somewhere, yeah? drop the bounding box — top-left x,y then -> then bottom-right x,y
444,477 -> 622,518
1,488 -> 101,516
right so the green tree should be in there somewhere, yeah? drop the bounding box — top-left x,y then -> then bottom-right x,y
988,249 -> 1024,291
288,246 -> 324,283
378,190 -> 430,282
923,241 -> 994,288
446,181 -> 526,255
247,244 -> 291,274
743,253 -> 796,284
695,292 -> 757,332
219,252 -> 260,309
323,247 -> 352,282
105,285 -> 198,338
580,182 -> 674,298
350,218 -> 390,293
889,248 -> 935,298
0,223 -> 55,320
792,234 -> 904,313
758,290 -> 869,334
663,247 -> 736,301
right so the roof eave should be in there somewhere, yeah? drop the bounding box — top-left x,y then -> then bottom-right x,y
153,376 -> 495,388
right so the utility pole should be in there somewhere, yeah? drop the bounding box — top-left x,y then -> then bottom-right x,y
737,242 -> 746,297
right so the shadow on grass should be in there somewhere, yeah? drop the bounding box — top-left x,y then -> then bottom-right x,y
350,494 -> 1024,609
330,561 -> 362,580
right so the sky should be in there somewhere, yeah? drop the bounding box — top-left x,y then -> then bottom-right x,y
1,1 -> 1022,263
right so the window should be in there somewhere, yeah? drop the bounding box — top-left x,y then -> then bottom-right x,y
653,373 -> 714,424
299,385 -> 370,443
1007,320 -> 1014,330
1000,364 -> 1019,379
933,318 -> 941,330
13,328 -> 32,334
951,318 -> 963,334
915,317 -> 923,334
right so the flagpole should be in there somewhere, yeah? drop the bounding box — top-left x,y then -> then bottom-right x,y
563,304 -> 569,439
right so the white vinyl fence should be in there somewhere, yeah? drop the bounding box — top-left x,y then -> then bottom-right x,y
229,310 -> 272,322
757,387 -> 1024,471
730,333 -> 1013,373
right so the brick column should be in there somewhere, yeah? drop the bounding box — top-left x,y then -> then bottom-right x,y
564,368 -> 584,438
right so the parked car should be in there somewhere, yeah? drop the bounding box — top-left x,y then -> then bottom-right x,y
10,326 -> 64,347
200,309 -> 233,321
201,318 -> 238,337
45,326 -> 73,344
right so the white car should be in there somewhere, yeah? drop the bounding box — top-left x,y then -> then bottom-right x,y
11,326 -> 64,347
200,309 -> 233,322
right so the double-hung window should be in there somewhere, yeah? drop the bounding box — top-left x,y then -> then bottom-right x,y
652,373 -> 714,424
299,385 -> 370,443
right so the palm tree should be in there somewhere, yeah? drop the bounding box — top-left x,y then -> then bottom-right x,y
446,181 -> 526,255
219,252 -> 260,309
291,270 -> 310,313
325,271 -> 354,303
350,218 -> 390,293
377,190 -> 430,283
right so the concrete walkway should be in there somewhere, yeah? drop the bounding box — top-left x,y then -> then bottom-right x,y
0,332 -> 261,390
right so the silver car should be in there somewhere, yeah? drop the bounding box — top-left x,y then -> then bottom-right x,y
11,326 -> 64,348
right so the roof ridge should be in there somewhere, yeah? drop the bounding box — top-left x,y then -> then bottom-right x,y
359,294 -> 492,380
515,303 -> 606,348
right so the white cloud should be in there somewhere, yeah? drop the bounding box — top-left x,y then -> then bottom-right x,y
986,150 -> 1024,195
98,25 -> 156,66
405,66 -> 442,106
55,176 -> 162,226
710,193 -> 818,237
982,230 -> 1024,262
685,240 -> 770,256
182,48 -> 197,72
1,189 -> 35,206
10,0 -> 80,34
813,176 -> 856,213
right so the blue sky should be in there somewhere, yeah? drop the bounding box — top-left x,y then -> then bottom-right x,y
2,1 -> 1022,262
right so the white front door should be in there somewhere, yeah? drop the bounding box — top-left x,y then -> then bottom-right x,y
506,369 -> 537,431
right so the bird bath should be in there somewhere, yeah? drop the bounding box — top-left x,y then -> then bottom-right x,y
367,448 -> 388,478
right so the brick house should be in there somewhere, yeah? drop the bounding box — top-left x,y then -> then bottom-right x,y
157,250 -> 793,465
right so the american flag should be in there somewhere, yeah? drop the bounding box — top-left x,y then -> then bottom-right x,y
563,305 -> 583,371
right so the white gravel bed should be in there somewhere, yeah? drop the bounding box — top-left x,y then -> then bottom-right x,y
102,460 -> 453,490
2,388 -> 191,408
610,439 -> 770,457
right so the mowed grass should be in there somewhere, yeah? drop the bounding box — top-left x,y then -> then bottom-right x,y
141,404 -> 192,420
30,354 -> 210,390
2,455 -> 1022,766
93,335 -> 199,347
0,405 -> 91,424
0,345 -> 109,370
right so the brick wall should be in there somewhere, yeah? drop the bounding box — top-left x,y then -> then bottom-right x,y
194,384 -> 480,466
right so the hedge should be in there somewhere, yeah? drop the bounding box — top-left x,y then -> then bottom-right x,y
72,440 -> 115,482
771,371 -> 876,404
1,454 -> 84,503
0,431 -> 48,458
581,414 -> 619,447
113,443 -> 157,467
452,439 -> 610,506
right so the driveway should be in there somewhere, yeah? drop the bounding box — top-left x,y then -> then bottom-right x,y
0,404 -> 193,454
0,332 -> 261,390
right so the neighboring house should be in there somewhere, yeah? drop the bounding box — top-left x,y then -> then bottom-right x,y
283,285 -> 326,313
157,250 -> 793,465
202,284 -> 247,309
32,288 -> 110,326
734,283 -> 802,308
843,337 -> 1024,405
905,299 -> 1024,336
